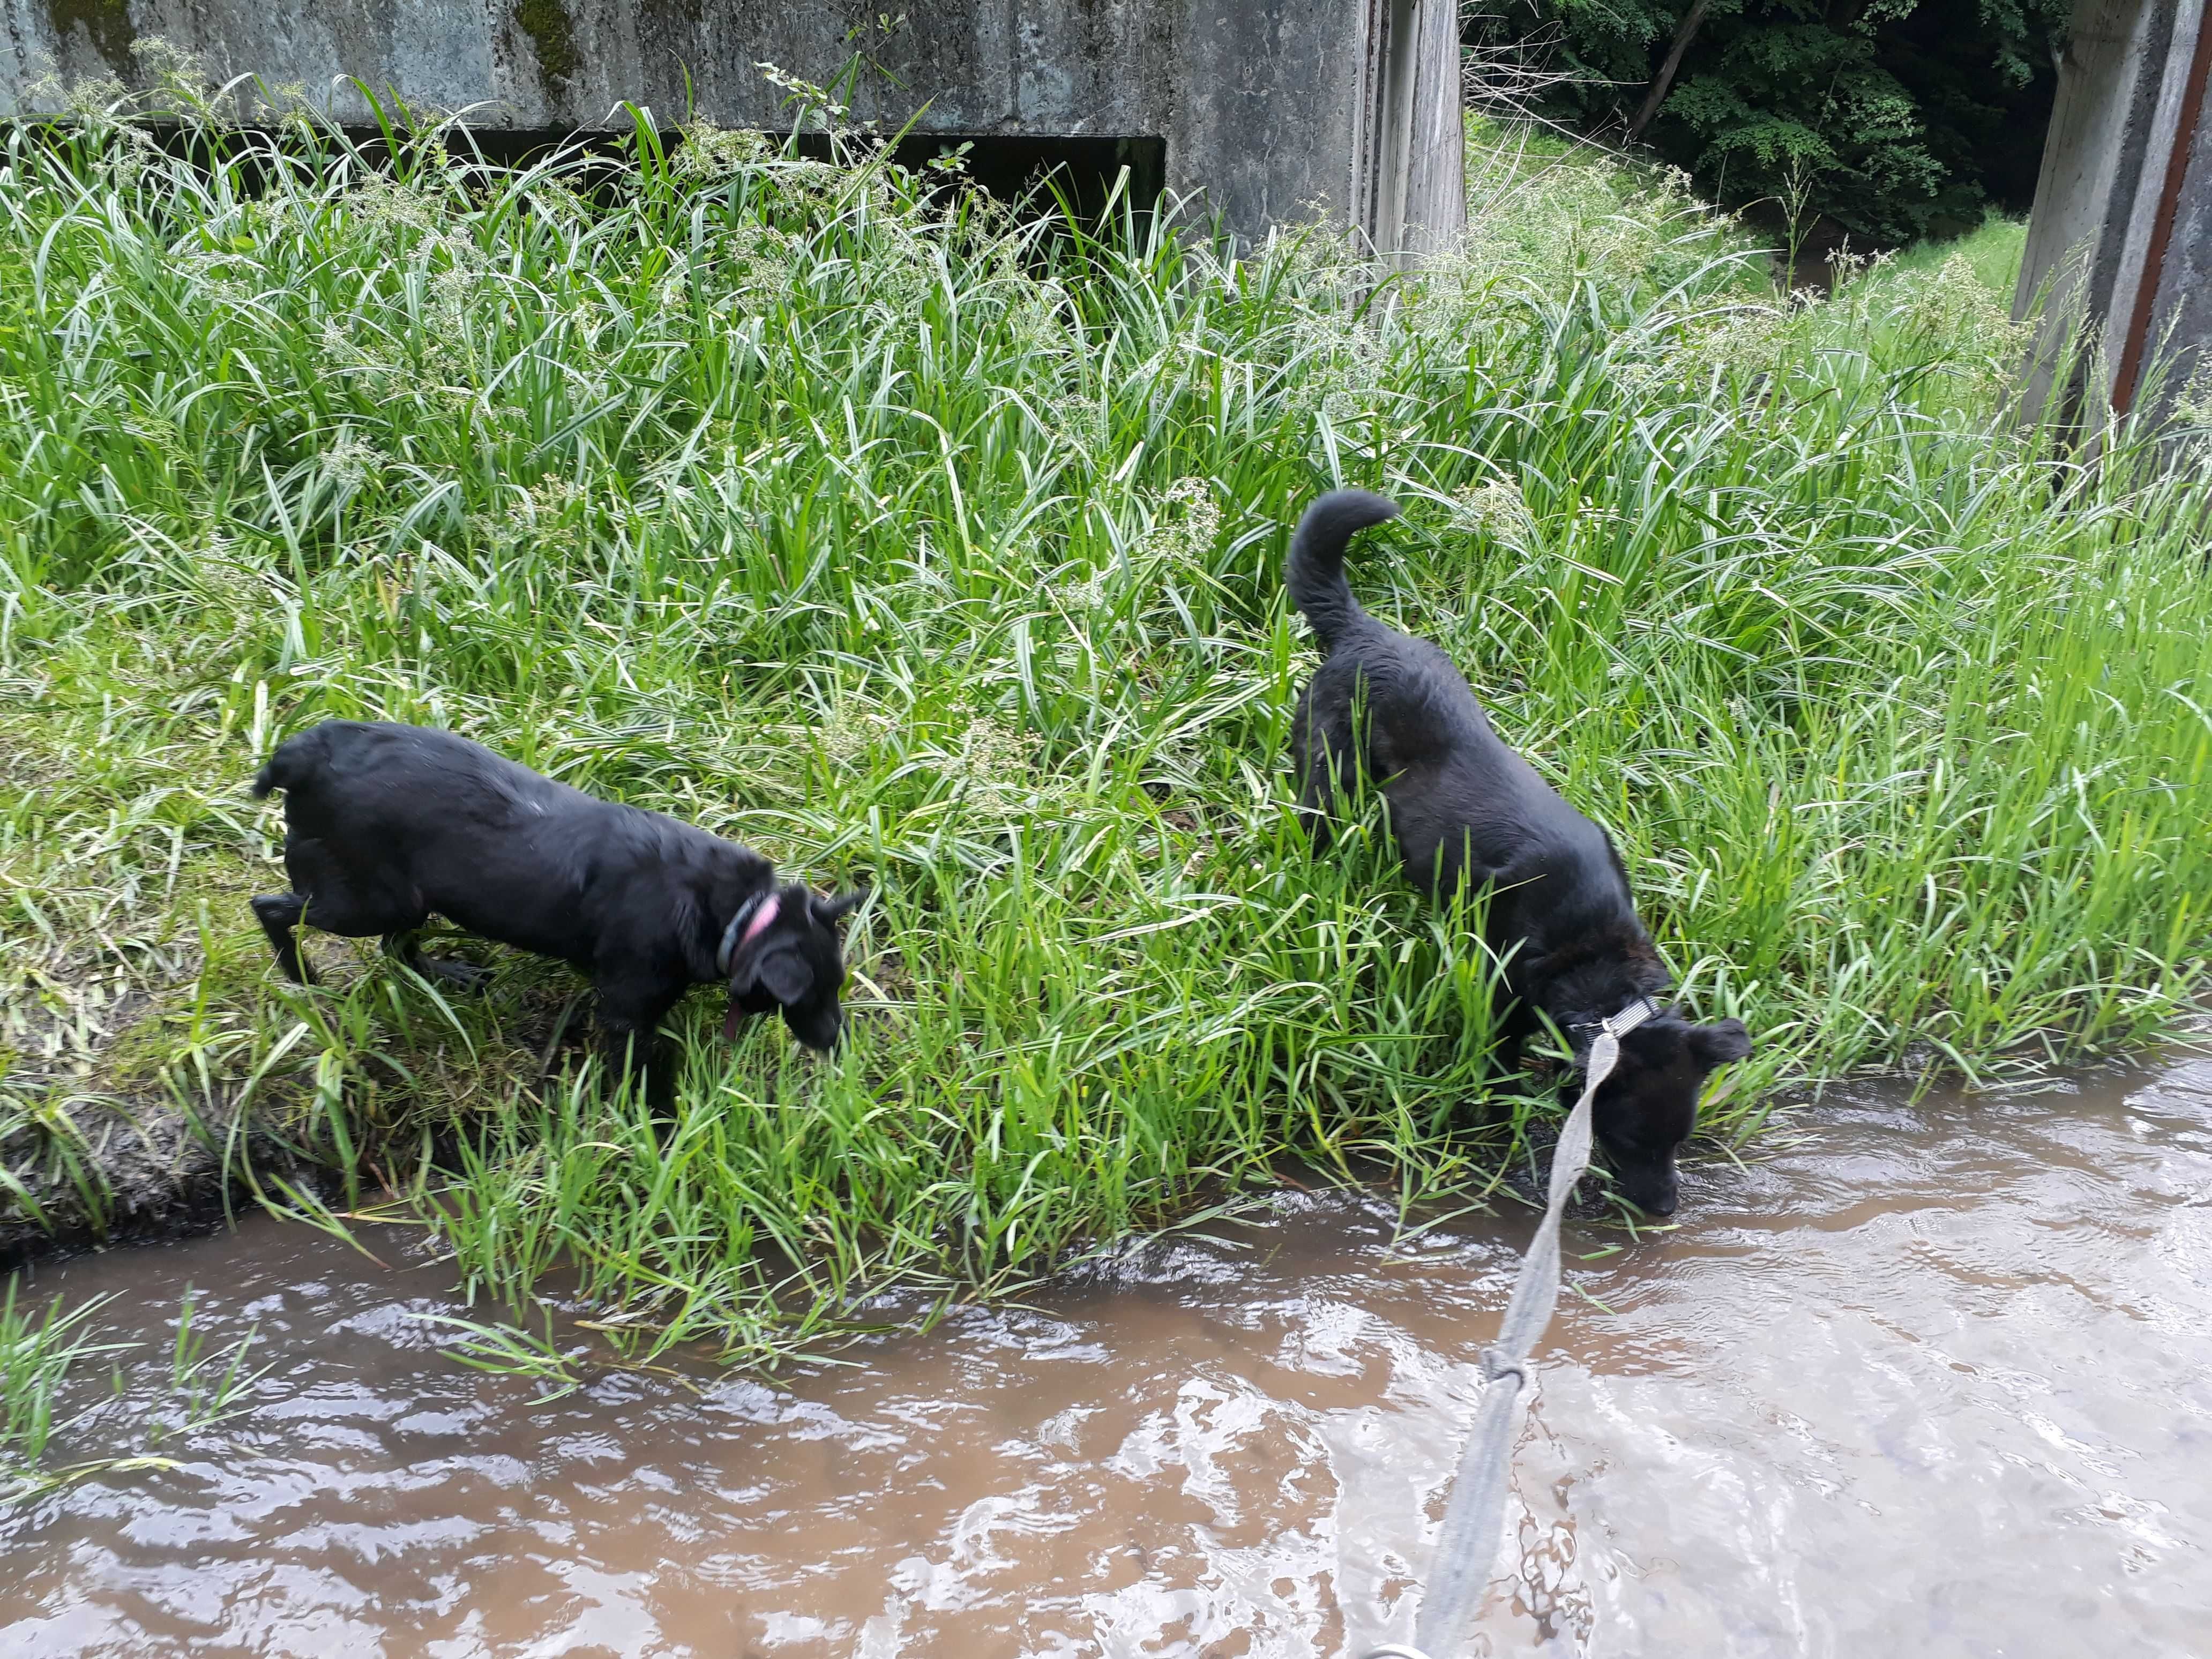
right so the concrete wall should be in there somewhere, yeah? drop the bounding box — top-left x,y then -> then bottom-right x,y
1,0 -> 1466,254
2134,16 -> 2212,422
2016,0 -> 2212,429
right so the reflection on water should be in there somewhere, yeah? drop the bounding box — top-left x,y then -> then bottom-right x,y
4,1059 -> 2210,1656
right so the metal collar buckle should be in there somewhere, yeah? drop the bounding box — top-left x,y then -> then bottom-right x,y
1598,996 -> 1664,1039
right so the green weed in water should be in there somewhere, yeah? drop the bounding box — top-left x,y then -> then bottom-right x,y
0,1280 -> 113,1467
0,1282 -> 262,1502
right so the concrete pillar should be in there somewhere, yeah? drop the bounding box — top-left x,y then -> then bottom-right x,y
0,0 -> 1467,258
2132,20 -> 2212,421
2016,0 -> 2212,429
1348,0 -> 1466,260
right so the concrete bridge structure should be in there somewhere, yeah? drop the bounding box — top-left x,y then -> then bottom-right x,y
3,0 -> 1467,258
2017,0 -> 2211,432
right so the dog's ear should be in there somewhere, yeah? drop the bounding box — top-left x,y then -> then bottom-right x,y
728,903 -> 816,1006
754,947 -> 816,1006
1688,1018 -> 1751,1068
810,891 -> 864,928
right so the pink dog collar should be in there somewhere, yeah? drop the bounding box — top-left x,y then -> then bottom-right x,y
715,892 -> 780,978
719,892 -> 783,1042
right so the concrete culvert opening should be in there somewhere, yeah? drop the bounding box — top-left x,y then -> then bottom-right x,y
472,126 -> 1172,231
4,0 -> 1463,255
43,121 -> 1164,233
22,121 -> 1176,272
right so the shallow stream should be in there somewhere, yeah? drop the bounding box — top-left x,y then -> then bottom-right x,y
4,1058 -> 2209,1655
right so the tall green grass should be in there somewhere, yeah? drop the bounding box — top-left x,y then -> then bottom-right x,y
3,84 -> 2209,1362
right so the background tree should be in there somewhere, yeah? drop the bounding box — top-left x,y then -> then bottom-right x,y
1469,0 -> 2074,246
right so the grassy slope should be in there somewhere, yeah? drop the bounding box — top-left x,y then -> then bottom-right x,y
1880,214 -> 2029,298
3,102 -> 2208,1361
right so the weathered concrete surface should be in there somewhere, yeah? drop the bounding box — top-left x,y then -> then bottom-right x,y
2,0 -> 1466,253
2138,23 -> 2212,421
2016,0 -> 2211,429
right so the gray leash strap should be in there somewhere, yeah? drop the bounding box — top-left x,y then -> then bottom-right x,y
1372,1004 -> 1648,1659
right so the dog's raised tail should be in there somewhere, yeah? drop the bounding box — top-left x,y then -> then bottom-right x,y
251,725 -> 329,798
1286,488 -> 1399,648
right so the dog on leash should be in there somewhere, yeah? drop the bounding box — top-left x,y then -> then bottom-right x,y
250,721 -> 861,1102
1285,489 -> 1750,1215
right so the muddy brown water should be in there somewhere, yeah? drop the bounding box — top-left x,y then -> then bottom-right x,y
4,1058 -> 2210,1657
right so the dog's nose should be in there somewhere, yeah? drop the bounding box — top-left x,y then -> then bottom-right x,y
1642,1189 -> 1679,1217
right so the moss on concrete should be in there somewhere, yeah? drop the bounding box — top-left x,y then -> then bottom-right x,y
513,0 -> 579,95
43,0 -> 137,81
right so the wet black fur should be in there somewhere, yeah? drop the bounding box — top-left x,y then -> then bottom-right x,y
1286,489 -> 1751,1214
249,721 -> 862,1105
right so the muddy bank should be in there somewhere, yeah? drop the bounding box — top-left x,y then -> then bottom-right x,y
1,945 -> 256,1267
1,953 -> 322,1267
4,1055 -> 2208,1654
0,935 -> 571,1269
2,1095 -> 238,1268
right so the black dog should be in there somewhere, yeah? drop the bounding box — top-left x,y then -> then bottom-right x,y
250,721 -> 862,1100
1286,489 -> 1750,1215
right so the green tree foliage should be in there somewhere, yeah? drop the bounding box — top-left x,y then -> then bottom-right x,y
1471,0 -> 2073,244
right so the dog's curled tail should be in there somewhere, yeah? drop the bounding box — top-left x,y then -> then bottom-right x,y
250,724 -> 328,799
1286,488 -> 1400,648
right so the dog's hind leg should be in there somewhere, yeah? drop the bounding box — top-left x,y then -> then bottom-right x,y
263,851 -> 432,988
1290,696 -> 1349,855
252,893 -> 316,985
383,931 -> 495,995
1295,760 -> 1341,855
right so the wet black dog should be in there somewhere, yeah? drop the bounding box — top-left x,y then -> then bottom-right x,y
250,721 -> 862,1102
1286,489 -> 1750,1214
